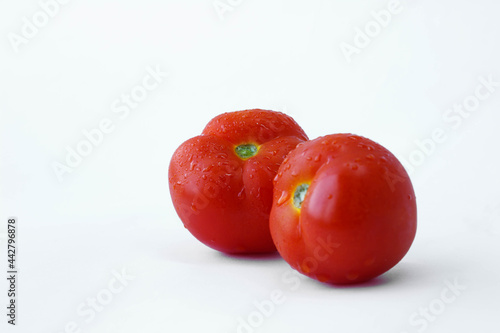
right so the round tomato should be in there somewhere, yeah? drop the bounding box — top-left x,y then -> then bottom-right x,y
169,109 -> 308,254
270,134 -> 417,284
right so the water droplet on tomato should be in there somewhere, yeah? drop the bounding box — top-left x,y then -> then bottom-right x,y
237,188 -> 246,199
291,170 -> 298,177
301,262 -> 311,274
366,154 -> 375,160
216,152 -> 228,159
314,154 -> 321,162
277,191 -> 289,205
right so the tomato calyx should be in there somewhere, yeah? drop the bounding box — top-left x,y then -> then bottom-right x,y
235,143 -> 259,160
293,183 -> 309,209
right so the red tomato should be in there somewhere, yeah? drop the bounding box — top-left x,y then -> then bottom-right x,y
270,134 -> 417,284
169,109 -> 308,254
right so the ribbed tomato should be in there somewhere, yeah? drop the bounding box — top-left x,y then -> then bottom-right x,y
169,109 -> 308,253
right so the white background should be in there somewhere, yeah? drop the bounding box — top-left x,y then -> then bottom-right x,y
1,0 -> 500,332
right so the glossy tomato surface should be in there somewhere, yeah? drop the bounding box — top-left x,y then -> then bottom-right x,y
270,134 -> 417,284
169,109 -> 308,254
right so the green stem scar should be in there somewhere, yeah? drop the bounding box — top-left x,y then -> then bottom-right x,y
293,184 -> 309,209
235,144 -> 258,159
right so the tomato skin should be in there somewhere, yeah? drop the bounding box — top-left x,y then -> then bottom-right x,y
270,134 -> 417,284
169,109 -> 308,254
